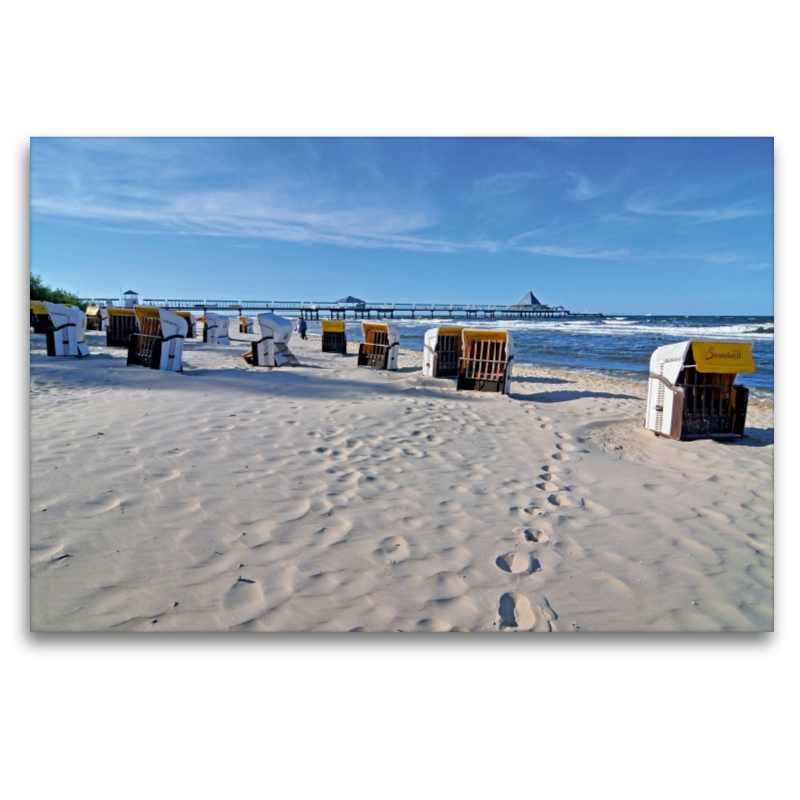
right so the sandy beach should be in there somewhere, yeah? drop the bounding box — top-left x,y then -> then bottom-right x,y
29,327 -> 774,632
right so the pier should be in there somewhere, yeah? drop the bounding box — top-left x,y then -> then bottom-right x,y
78,298 -> 603,321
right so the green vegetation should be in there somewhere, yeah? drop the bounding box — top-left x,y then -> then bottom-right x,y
30,272 -> 87,310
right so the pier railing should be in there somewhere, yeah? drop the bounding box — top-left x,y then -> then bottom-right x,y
77,298 -> 602,320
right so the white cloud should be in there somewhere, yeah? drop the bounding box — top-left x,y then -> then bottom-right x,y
520,244 -> 631,260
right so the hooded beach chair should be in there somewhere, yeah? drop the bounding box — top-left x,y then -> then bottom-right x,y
85,306 -> 106,331
645,340 -> 754,439
203,312 -> 230,345
321,320 -> 347,354
423,326 -> 464,378
357,322 -> 399,370
242,312 -> 300,367
42,302 -> 90,357
174,312 -> 196,338
456,329 -> 514,393
239,315 -> 256,333
30,300 -> 52,333
126,307 -> 187,371
106,308 -> 138,347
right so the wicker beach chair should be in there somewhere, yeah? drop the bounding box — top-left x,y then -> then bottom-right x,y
357,322 -> 399,370
422,326 -> 464,378
42,302 -> 90,357
203,312 -> 230,345
645,340 -> 754,439
126,307 -> 187,371
30,300 -> 52,334
242,312 -> 300,367
321,320 -> 347,354
456,330 -> 514,393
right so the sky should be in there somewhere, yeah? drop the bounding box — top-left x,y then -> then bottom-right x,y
30,137 -> 774,315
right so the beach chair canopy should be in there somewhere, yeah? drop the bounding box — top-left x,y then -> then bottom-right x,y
256,313 -> 294,344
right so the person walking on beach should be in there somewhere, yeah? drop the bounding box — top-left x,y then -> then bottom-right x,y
298,317 -> 307,340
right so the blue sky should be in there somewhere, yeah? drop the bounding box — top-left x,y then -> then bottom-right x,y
30,137 -> 773,315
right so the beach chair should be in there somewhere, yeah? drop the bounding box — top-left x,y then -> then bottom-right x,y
174,311 -> 196,338
42,302 -> 90,357
423,326 -> 464,378
357,322 -> 399,370
30,300 -> 52,333
456,330 -> 514,393
203,312 -> 230,345
645,340 -> 754,439
321,320 -> 347,354
106,308 -> 137,347
126,307 -> 187,371
239,315 -> 256,333
243,312 -> 300,367
85,306 -> 106,331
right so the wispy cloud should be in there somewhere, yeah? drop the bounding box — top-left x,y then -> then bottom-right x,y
626,190 -> 769,224
473,171 -> 541,196
519,244 -> 631,260
567,172 -> 602,201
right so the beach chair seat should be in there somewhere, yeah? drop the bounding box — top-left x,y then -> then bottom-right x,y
43,302 -> 90,357
203,312 -> 230,344
423,326 -> 463,378
106,308 -> 137,347
357,322 -> 399,370
126,307 -> 187,371
321,320 -> 347,354
645,340 -> 753,439
245,312 -> 300,367
456,330 -> 513,393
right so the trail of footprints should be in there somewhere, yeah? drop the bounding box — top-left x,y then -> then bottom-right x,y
494,414 -> 603,632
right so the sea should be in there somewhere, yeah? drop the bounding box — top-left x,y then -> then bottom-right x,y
230,313 -> 775,401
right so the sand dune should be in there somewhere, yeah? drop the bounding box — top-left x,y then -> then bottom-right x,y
30,328 -> 774,632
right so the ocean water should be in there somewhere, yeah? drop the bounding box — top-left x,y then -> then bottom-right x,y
232,313 -> 775,400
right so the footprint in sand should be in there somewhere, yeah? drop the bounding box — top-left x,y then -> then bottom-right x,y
498,592 -> 558,631
540,423 -> 553,430
537,481 -> 560,492
556,442 -> 576,451
548,494 -> 571,507
524,505 -> 546,517
555,432 -> 572,440
551,452 -> 570,461
495,552 -> 541,574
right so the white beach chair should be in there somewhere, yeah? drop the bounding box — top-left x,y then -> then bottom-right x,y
357,322 -> 399,370
126,307 -> 187,371
423,326 -> 464,378
456,330 -> 514,393
239,315 -> 256,334
244,312 -> 300,367
645,340 -> 754,439
203,312 -> 230,345
43,302 -> 90,357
